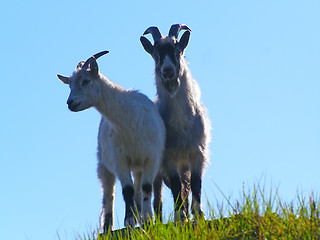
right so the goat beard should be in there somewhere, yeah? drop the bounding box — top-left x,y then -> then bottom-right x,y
163,78 -> 180,98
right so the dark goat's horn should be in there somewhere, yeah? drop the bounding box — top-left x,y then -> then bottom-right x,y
143,26 -> 162,42
93,50 -> 109,59
82,50 -> 109,70
168,24 -> 191,38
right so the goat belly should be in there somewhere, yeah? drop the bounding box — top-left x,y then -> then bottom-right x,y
125,156 -> 147,172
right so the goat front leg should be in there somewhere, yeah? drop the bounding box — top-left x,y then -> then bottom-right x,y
168,170 -> 186,222
97,163 -> 116,232
118,170 -> 136,227
190,156 -> 205,220
190,171 -> 204,218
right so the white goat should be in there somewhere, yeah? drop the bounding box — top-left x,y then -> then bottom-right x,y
57,51 -> 165,231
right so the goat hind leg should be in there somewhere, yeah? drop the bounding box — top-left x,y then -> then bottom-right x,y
180,167 -> 191,218
140,172 -> 154,224
133,172 -> 142,216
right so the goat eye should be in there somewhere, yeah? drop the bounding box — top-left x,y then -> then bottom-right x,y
82,79 -> 90,86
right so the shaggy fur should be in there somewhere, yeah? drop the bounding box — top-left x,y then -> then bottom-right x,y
57,52 -> 165,231
140,24 -> 211,221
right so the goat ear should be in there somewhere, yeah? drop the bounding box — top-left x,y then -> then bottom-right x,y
140,36 -> 154,55
57,74 -> 70,84
87,57 -> 99,77
77,61 -> 85,69
178,31 -> 190,51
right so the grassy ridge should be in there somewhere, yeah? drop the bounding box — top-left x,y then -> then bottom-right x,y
77,186 -> 320,239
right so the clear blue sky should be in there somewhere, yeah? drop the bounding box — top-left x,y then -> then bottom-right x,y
1,1 -> 319,239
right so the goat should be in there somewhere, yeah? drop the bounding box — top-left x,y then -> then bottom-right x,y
140,24 -> 211,221
57,51 -> 165,231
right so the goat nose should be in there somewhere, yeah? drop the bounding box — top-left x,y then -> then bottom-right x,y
163,68 -> 174,78
67,99 -> 73,105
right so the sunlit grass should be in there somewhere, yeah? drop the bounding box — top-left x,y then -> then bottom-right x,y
75,184 -> 320,239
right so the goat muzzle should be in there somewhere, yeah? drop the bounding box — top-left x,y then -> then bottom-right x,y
67,99 -> 81,112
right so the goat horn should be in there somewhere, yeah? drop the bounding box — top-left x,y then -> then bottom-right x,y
168,24 -> 191,38
82,57 -> 91,70
143,26 -> 162,42
93,50 -> 109,59
82,50 -> 109,70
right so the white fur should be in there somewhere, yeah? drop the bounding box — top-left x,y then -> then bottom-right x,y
58,56 -> 165,230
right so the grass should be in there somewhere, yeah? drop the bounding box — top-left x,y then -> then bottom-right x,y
76,184 -> 320,240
